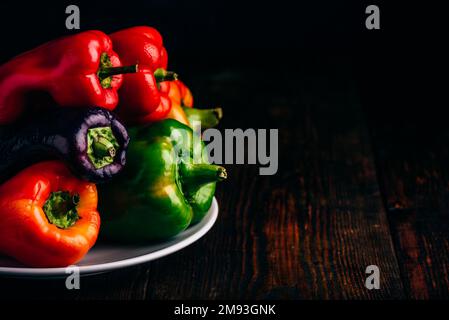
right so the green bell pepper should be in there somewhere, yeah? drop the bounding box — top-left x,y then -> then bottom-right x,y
98,119 -> 227,241
182,107 -> 223,129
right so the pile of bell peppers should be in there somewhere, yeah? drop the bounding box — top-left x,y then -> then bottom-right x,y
0,26 -> 226,267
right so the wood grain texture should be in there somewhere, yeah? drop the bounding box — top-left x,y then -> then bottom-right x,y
369,118 -> 449,299
0,56 -> 406,299
254,57 -> 404,299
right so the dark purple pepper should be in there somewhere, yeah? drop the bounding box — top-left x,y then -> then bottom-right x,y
0,107 -> 129,183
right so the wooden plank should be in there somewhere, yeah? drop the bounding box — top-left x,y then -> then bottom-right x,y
251,57 -> 404,299
356,0 -> 449,297
369,118 -> 449,299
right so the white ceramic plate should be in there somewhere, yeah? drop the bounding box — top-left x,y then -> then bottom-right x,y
0,198 -> 218,278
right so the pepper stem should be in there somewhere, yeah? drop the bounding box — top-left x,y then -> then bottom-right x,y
93,135 -> 116,158
43,191 -> 80,229
183,107 -> 223,128
87,127 -> 120,169
97,52 -> 138,89
154,68 -> 178,83
98,65 -> 138,80
180,162 -> 227,194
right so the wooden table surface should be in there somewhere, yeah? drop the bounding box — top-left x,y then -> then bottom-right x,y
1,52 -> 448,300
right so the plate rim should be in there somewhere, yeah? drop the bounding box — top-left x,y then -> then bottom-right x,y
0,197 -> 218,277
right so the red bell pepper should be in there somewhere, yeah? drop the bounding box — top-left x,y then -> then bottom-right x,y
0,161 -> 100,267
112,65 -> 173,124
110,26 -> 177,124
0,30 -> 137,124
110,26 -> 168,70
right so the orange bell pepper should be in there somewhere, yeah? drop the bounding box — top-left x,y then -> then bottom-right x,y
0,161 -> 100,267
160,80 -> 190,126
174,79 -> 194,108
161,80 -> 222,128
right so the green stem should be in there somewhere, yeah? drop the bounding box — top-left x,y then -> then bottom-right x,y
43,191 -> 80,229
93,136 -> 116,158
183,107 -> 223,128
98,65 -> 138,81
87,127 -> 119,169
180,162 -> 227,194
154,68 -> 178,83
97,52 -> 137,89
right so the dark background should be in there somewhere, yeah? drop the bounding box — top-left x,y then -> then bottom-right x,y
1,0 -> 449,299
0,0 -> 446,120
